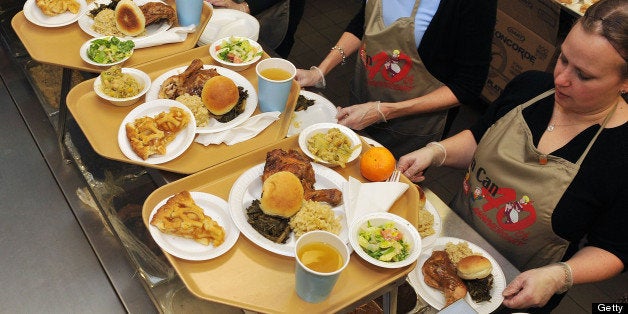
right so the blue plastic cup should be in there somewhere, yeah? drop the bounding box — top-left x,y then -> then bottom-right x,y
294,231 -> 350,303
256,58 -> 296,113
175,0 -> 204,27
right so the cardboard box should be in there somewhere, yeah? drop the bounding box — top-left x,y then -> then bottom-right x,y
482,9 -> 558,102
498,0 -> 561,44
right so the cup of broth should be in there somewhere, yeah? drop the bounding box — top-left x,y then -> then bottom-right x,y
256,58 -> 296,112
294,230 -> 350,303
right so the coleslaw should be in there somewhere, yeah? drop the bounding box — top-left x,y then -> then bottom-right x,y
358,221 -> 410,262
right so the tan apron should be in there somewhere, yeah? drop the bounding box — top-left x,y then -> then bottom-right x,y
350,0 -> 446,157
454,89 -> 615,270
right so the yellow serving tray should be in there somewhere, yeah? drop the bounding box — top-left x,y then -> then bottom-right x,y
66,46 -> 298,174
141,136 -> 420,313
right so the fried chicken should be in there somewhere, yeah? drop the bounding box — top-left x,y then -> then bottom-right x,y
158,59 -> 219,99
422,250 -> 468,307
262,149 -> 343,206
139,1 -> 176,26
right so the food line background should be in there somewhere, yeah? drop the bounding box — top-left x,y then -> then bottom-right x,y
1,0 -> 626,313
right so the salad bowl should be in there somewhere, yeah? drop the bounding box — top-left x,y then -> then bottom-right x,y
209,36 -> 263,72
349,212 -> 421,268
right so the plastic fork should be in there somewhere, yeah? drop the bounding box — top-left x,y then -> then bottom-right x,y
386,169 -> 401,182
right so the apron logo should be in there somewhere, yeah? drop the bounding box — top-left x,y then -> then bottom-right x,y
466,163 -> 536,246
361,47 -> 414,91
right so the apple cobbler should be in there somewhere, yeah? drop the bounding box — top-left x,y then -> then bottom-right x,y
125,106 -> 190,160
150,191 -> 226,246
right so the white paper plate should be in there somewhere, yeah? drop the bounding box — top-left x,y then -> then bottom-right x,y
145,64 -> 257,133
148,192 -> 239,260
406,237 -> 506,314
228,162 -> 348,257
420,199 -> 442,249
78,0 -> 171,44
117,99 -> 197,164
23,0 -> 89,28
349,212 -> 421,268
198,8 -> 260,45
287,90 -> 338,137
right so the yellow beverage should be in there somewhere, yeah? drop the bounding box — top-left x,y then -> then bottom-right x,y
298,242 -> 343,273
260,68 -> 292,81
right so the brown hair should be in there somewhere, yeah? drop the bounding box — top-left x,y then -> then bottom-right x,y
580,0 -> 628,76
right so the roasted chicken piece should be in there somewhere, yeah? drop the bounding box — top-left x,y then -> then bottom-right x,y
158,59 -> 219,99
140,1 -> 176,26
422,250 -> 468,306
262,149 -> 343,206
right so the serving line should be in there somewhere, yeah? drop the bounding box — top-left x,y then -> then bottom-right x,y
11,1 -> 213,161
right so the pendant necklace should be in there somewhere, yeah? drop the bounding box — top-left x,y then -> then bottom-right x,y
546,102 -> 618,132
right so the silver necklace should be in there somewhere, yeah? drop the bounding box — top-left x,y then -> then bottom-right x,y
546,100 -> 619,132
546,121 -> 595,132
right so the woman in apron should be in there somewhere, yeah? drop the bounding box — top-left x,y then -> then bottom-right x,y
398,0 -> 627,311
295,0 -> 496,158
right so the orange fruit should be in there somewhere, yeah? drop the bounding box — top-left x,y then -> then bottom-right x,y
359,147 -> 396,182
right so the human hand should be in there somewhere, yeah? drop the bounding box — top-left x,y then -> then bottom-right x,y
336,102 -> 382,130
295,68 -> 324,87
205,0 -> 236,9
397,147 -> 436,182
502,264 -> 566,309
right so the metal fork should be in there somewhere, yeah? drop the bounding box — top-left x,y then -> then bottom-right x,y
386,169 -> 401,182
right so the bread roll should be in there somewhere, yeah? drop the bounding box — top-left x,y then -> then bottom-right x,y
115,0 -> 146,36
260,171 -> 304,218
201,76 -> 239,115
456,255 -> 493,280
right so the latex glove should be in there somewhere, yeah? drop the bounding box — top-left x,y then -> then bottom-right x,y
295,68 -> 323,87
502,264 -> 566,309
336,102 -> 382,130
397,146 -> 436,182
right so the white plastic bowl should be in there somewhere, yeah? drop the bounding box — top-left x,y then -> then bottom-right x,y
209,36 -> 263,72
298,122 -> 362,167
80,36 -> 134,67
93,68 -> 151,107
349,212 -> 422,269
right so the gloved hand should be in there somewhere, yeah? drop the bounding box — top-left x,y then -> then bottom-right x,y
502,263 -> 568,309
397,146 -> 437,182
295,67 -> 324,88
336,102 -> 384,130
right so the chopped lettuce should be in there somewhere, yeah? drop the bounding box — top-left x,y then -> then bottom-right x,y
358,221 -> 409,262
87,36 -> 134,64
214,36 -> 262,63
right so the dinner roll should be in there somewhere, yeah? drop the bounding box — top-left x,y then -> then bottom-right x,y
456,255 -> 493,280
116,0 -> 146,36
201,76 -> 239,115
260,171 -> 304,218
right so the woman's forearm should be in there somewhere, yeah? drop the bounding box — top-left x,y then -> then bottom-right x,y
317,32 -> 361,76
381,85 -> 460,120
568,246 -> 623,285
440,130 -> 477,169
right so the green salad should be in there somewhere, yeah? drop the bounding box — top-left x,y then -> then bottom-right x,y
358,221 -> 410,262
214,36 -> 262,63
87,37 -> 135,64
